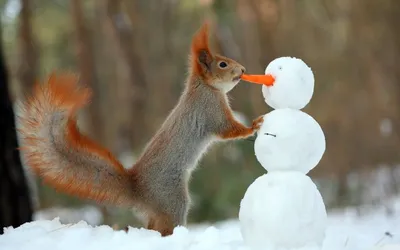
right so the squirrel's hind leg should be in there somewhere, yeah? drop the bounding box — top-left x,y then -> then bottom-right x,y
146,192 -> 189,236
147,213 -> 174,236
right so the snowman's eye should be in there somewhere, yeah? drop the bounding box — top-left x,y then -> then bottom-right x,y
265,133 -> 277,137
278,66 -> 282,70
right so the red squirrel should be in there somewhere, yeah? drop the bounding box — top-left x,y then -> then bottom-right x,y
18,22 -> 264,236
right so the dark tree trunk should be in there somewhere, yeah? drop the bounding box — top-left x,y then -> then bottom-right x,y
0,30 -> 33,234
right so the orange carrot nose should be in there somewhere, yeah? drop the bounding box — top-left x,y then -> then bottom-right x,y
241,74 -> 275,86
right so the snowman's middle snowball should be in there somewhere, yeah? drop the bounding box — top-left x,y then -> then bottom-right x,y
254,108 -> 325,174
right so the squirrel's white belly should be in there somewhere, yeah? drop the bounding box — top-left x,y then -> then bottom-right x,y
188,136 -> 215,171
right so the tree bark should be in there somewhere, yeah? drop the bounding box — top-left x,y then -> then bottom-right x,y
70,0 -> 103,141
0,27 -> 33,234
105,0 -> 148,150
17,0 -> 37,97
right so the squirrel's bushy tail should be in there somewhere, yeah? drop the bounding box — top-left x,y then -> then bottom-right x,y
18,73 -> 136,207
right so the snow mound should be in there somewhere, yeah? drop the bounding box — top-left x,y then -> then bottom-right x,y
1,204 -> 400,250
33,206 -> 102,226
0,218 -> 248,250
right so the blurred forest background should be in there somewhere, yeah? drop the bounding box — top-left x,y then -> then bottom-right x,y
1,0 -> 400,228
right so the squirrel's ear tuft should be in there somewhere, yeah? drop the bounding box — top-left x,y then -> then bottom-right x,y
191,21 -> 214,75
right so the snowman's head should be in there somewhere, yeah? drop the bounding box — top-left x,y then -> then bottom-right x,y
262,57 -> 314,110
254,109 -> 325,174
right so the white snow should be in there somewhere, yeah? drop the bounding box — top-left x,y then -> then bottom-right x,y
239,172 -> 327,250
33,206 -> 103,226
1,202 -> 400,250
262,57 -> 314,110
254,108 -> 326,174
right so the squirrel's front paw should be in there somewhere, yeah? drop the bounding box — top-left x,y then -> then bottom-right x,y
251,115 -> 264,132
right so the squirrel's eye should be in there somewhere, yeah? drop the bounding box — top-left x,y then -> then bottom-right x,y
218,61 -> 228,68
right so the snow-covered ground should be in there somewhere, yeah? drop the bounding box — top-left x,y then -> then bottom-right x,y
1,198 -> 400,250
33,206 -> 103,226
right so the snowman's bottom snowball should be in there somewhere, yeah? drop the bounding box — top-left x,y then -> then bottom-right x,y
239,171 -> 327,250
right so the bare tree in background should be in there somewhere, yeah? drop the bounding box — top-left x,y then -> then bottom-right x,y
71,0 -> 120,225
105,0 -> 148,150
70,0 -> 103,141
15,0 -> 39,211
0,26 -> 33,234
17,0 -> 37,97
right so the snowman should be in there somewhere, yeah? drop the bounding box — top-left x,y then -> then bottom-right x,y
239,57 -> 327,250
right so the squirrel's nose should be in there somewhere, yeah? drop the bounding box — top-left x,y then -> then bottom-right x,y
241,67 -> 246,74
